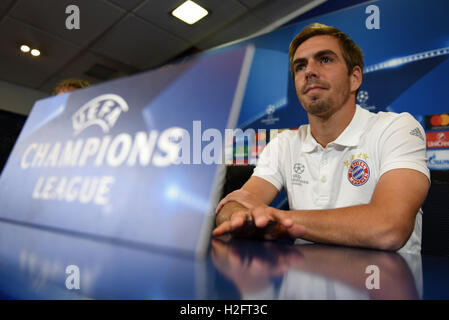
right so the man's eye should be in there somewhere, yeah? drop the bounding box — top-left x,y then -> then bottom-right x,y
295,64 -> 305,72
321,56 -> 332,64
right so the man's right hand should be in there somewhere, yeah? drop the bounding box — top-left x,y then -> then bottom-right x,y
213,201 -> 292,240
213,201 -> 255,237
213,177 -> 287,239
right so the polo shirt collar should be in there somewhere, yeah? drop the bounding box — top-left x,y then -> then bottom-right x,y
333,105 -> 369,147
301,105 -> 369,152
301,126 -> 319,152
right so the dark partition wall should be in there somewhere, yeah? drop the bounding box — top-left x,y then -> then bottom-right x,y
0,110 -> 26,174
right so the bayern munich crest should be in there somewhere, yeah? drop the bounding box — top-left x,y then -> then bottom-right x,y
347,159 -> 370,186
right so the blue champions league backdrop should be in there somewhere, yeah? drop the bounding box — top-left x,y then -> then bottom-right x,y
218,0 -> 449,172
0,46 -> 255,257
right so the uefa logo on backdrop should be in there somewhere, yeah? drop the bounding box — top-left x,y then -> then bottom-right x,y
266,105 -> 275,115
356,90 -> 376,111
72,94 -> 129,136
357,90 -> 369,104
261,104 -> 278,125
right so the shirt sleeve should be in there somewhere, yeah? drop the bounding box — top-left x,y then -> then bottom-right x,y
252,132 -> 286,191
379,112 -> 430,182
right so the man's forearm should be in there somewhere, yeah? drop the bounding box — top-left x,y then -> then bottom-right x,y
286,204 -> 413,251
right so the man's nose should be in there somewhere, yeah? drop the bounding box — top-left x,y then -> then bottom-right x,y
304,61 -> 318,80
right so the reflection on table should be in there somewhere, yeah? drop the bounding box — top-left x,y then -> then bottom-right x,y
211,238 -> 421,300
2,219 -> 448,300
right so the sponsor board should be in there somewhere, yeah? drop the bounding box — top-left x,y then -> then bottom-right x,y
425,114 -> 449,131
426,131 -> 449,149
427,149 -> 449,170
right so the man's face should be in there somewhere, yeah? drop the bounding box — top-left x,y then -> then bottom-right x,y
292,35 -> 356,117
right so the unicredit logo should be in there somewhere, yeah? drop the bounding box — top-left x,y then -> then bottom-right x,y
72,94 -> 129,136
426,131 -> 449,149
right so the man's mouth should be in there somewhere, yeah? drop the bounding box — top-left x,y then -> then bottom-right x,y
304,86 -> 326,94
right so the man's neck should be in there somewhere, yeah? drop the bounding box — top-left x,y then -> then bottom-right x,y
308,102 -> 356,148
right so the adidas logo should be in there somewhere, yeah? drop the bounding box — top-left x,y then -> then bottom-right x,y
409,127 -> 424,141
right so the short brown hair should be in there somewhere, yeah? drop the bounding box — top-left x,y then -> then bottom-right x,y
289,23 -> 364,78
53,78 -> 90,95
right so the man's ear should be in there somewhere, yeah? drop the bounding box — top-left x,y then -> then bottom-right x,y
350,66 -> 363,93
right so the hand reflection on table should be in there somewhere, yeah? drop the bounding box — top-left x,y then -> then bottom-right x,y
211,238 -> 420,300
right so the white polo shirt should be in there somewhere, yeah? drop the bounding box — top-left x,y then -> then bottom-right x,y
253,105 -> 430,254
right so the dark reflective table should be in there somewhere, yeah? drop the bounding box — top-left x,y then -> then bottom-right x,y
1,219 -> 448,300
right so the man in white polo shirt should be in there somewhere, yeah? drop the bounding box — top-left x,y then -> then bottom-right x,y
213,23 -> 430,254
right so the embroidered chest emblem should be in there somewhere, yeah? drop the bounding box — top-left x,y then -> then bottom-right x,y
292,162 -> 308,186
293,163 -> 305,174
345,153 -> 370,186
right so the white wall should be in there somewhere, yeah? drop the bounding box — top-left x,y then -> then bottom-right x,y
0,80 -> 48,116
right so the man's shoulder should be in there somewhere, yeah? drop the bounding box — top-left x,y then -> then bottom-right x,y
365,108 -> 420,132
360,108 -> 425,150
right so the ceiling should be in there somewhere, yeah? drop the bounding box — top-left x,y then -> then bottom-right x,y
0,0 -> 324,94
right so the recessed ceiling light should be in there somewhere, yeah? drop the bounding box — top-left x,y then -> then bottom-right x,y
20,44 -> 30,53
172,0 -> 208,25
31,49 -> 41,57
